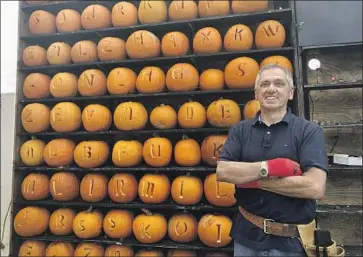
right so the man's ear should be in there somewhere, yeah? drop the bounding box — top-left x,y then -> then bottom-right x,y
288,87 -> 294,100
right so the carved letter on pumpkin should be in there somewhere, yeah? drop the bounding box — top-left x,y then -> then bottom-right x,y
56,214 -> 65,228
213,143 -> 223,158
24,110 -> 33,123
179,181 -> 184,199
185,107 -> 194,120
216,223 -> 222,243
115,180 -> 126,196
83,74 -> 95,87
216,182 -> 227,198
141,181 -> 155,197
52,108 -> 63,122
172,68 -> 183,80
83,146 -> 92,159
220,105 -> 231,119
52,180 -> 62,195
235,28 -> 244,41
25,180 -> 35,195
175,221 -> 188,236
141,223 -> 151,238
150,144 -> 161,158
88,179 -> 94,195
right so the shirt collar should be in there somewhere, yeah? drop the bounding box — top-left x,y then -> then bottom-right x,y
252,107 -> 292,126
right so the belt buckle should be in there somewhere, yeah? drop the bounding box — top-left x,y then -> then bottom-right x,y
263,219 -> 275,234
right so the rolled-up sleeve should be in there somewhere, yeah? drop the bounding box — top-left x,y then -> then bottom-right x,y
219,124 -> 242,162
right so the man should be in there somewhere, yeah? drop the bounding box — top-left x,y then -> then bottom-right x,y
216,64 -> 328,256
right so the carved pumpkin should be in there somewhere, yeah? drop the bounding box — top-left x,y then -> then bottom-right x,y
20,139 -> 46,166
198,214 -> 233,247
47,42 -> 72,65
142,137 -> 172,167
198,0 -> 230,17
80,173 -> 108,202
21,103 -> 50,133
23,45 -> 48,67
49,208 -> 76,235
224,57 -> 260,89
74,141 -> 110,168
126,30 -> 161,59
21,173 -> 49,200
193,27 -> 222,54
81,4 -> 111,30
82,104 -> 112,132
73,208 -> 103,239
150,104 -> 177,129
18,240 -> 46,257
103,209 -> 134,239
23,73 -> 50,99
166,63 -> 199,91
56,9 -> 82,33
114,101 -> 148,131
232,0 -> 268,13
50,102 -> 82,132
45,242 -> 74,256
243,99 -> 260,119
168,0 -> 198,21
167,250 -> 197,257
49,172 -> 80,201
71,40 -> 98,63
107,67 -> 137,95
255,20 -> 286,49
43,138 -> 75,167
74,243 -> 104,257
201,135 -> 228,166
50,72 -> 78,98
136,250 -> 165,257
29,10 -> 56,34
224,24 -> 253,52
177,101 -> 206,128
132,210 -> 167,243
171,175 -> 203,205
136,66 -> 166,93
105,245 -> 134,257
111,1 -> 138,27
112,140 -> 143,167
207,99 -> 241,127
260,55 -> 293,73
97,37 -> 126,61
204,173 -> 236,207
78,69 -> 107,96
168,213 -> 198,243
174,138 -> 201,166
199,69 -> 224,91
14,206 -> 50,236
138,174 -> 170,204
162,31 -> 189,57
138,0 -> 167,24
108,173 -> 138,203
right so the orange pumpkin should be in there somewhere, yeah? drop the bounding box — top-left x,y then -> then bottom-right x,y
138,0 -> 168,24
103,209 -> 134,239
20,139 -> 46,166
108,173 -> 138,203
47,42 -> 72,65
150,104 -> 177,129
198,0 -> 230,17
138,174 -> 170,204
199,69 -> 224,91
207,99 -> 241,127
49,172 -> 80,201
171,175 -> 203,205
105,245 -> 134,257
198,214 -> 233,247
177,101 -> 206,128
56,9 -> 82,33
174,138 -> 201,166
73,208 -> 103,239
201,135 -> 228,166
224,24 -> 253,52
50,102 -> 82,132
71,40 -> 98,63
45,242 -> 74,257
81,4 -> 111,30
204,173 -> 236,207
193,27 -> 222,54
21,173 -> 49,200
107,67 -> 137,95
112,140 -> 143,167
23,73 -> 50,99
161,31 -> 190,57
142,137 -> 172,167
126,30 -> 161,59
74,141 -> 110,168
14,206 -> 50,236
18,240 -> 46,257
243,99 -> 260,119
97,37 -> 127,61
50,72 -> 78,98
260,55 -> 293,73
224,57 -> 260,89
21,103 -> 50,133
166,63 -> 199,91
82,104 -> 112,132
74,243 -> 104,257
29,10 -> 56,34
136,66 -> 166,93
23,45 -> 48,67
113,101 -> 148,130
78,69 -> 107,96
168,213 -> 198,243
49,208 -> 76,235
167,250 -> 197,257
136,249 -> 165,257
43,138 -> 75,167
168,0 -> 198,21
111,1 -> 138,27
255,20 -> 286,49
132,210 -> 167,243
80,173 -> 109,202
231,0 -> 268,13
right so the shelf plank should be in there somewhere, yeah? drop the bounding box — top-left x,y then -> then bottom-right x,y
304,82 -> 363,91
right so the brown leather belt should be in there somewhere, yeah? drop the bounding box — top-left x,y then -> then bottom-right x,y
238,206 -> 300,237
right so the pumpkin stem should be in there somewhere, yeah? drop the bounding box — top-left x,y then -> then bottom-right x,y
186,172 -> 191,176
30,135 -> 37,140
86,206 -> 93,212
160,103 -> 165,106
141,208 -> 153,216
182,134 -> 188,140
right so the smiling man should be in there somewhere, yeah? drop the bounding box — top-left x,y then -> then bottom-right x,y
216,64 -> 328,256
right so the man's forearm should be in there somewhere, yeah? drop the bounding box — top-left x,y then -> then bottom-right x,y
216,161 -> 261,184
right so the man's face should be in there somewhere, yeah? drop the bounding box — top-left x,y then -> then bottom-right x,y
254,68 -> 294,110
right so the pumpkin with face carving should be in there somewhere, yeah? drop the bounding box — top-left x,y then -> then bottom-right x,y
168,213 -> 198,243
73,208 -> 103,239
132,210 -> 167,243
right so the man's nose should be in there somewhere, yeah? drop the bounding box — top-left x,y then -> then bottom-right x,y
266,84 -> 277,92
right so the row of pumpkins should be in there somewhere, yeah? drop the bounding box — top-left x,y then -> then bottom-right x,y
15,206 -> 233,247
24,19 -> 286,67
23,55 -> 292,98
27,1 -> 270,34
21,171 -> 236,206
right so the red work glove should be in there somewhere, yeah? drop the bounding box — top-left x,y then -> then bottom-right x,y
266,158 -> 302,177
